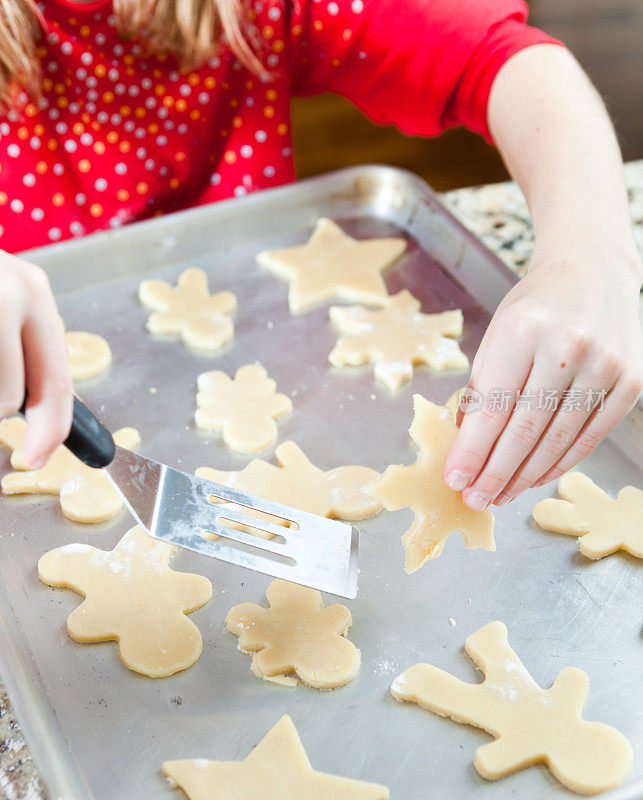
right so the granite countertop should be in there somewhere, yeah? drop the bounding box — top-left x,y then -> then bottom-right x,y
2,159 -> 642,800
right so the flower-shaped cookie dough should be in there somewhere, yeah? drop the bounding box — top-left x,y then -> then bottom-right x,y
256,217 -> 406,313
0,417 -> 140,523
227,579 -> 360,689
533,472 -> 643,560
391,621 -> 632,795
163,715 -> 389,799
329,290 -> 468,391
65,331 -> 112,380
367,395 -> 494,572
196,440 -> 382,521
195,364 -> 292,452
38,526 -> 212,677
139,267 -> 237,351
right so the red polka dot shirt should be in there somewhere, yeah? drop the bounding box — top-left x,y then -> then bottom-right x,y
0,0 -> 561,252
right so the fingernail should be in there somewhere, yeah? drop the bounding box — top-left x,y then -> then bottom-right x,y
446,470 -> 470,492
465,492 -> 489,512
494,493 -> 512,507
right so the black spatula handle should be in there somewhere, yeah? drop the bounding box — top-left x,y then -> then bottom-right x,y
19,396 -> 115,468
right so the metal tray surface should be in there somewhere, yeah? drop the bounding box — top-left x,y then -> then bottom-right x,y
0,166 -> 640,800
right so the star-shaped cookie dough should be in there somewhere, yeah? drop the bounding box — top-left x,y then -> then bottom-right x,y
65,331 -> 112,380
532,472 -> 643,560
391,621 -> 632,795
329,290 -> 468,391
227,579 -> 360,689
162,715 -> 389,799
196,440 -> 382,522
139,267 -> 237,351
256,218 -> 406,313
0,417 -> 140,523
366,395 -> 494,572
38,526 -> 212,677
195,364 -> 292,453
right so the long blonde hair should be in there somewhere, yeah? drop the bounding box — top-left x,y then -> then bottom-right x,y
0,0 -> 262,108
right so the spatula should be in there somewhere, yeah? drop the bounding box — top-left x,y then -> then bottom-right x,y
21,397 -> 360,598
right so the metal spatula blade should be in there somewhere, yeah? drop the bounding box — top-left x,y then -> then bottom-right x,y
105,446 -> 359,598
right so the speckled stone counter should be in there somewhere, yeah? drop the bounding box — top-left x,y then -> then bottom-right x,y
1,159 -> 642,800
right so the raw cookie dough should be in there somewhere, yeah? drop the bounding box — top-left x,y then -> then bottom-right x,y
195,364 -> 292,453
532,472 -> 643,560
38,525 -> 212,677
0,417 -> 140,523
65,331 -> 112,380
162,715 -> 389,799
329,290 -> 468,391
391,621 -> 632,795
138,267 -> 237,351
226,579 -> 360,689
366,395 -> 495,572
256,217 -> 406,313
196,440 -> 382,522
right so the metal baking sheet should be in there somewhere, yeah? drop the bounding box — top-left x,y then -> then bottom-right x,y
0,166 -> 641,800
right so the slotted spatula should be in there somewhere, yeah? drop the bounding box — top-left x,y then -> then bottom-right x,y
21,397 -> 360,598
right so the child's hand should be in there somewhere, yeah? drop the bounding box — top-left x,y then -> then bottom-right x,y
444,248 -> 643,510
0,250 -> 73,468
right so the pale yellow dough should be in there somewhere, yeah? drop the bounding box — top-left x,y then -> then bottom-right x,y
226,579 -> 360,689
0,417 -> 140,523
195,364 -> 292,453
256,217 -> 406,313
65,331 -> 112,380
162,715 -> 389,799
366,395 -> 495,572
391,621 -> 632,795
38,526 -> 212,677
329,290 -> 468,391
196,440 -> 382,522
138,267 -> 237,351
532,472 -> 643,560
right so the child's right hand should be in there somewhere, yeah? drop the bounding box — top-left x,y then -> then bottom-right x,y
0,250 -> 73,468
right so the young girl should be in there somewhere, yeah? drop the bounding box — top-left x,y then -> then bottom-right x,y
1,0 -> 641,511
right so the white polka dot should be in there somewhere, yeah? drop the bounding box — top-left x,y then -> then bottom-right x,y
209,57 -> 220,69
86,76 -> 97,89
179,84 -> 191,97
69,102 -> 80,114
141,78 -> 152,90
81,52 -> 93,66
263,165 -> 275,178
358,50 -> 367,59
107,14 -> 117,27
63,140 -> 77,153
10,199 -> 24,213
268,6 -> 281,19
23,173 -> 36,187
97,112 -> 109,124
158,106 -> 169,119
255,130 -> 267,143
351,0 -> 363,10
47,60 -> 58,71
113,44 -> 124,57
61,42 -> 73,55
0,123 -> 8,135
80,132 -> 93,146
198,92 -> 209,104
145,158 -> 155,171
53,163 -> 64,176
327,1 -> 339,13
210,172 -> 221,185
70,221 -> 85,235
267,54 -> 279,67
110,114 -> 122,126
145,96 -> 156,109
132,44 -> 143,56
95,32 -> 106,46
48,228 -> 62,241
0,225 -> 3,237
282,147 -> 292,157
30,136 -> 41,149
159,165 -> 168,176
48,108 -> 60,120
242,174 -> 253,187
246,97 -> 255,107
234,186 -> 247,197
31,208 -> 44,221
86,102 -> 96,113
163,119 -> 174,130
115,84 -> 126,95
7,109 -> 18,122
169,71 -> 180,82
94,178 -> 107,191
55,122 -> 68,135
134,128 -> 146,139
128,85 -> 140,97
38,97 -> 49,110
108,68 -> 119,81
76,68 -> 87,80
240,145 -> 253,158
46,32 -> 59,45
109,216 -> 123,228
156,135 -> 168,146
75,193 -> 87,206
136,146 -> 146,159
124,120 -> 135,132
114,162 -> 127,175
177,123 -> 188,134
7,144 -> 20,158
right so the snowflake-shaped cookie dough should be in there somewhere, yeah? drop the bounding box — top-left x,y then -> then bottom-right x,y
195,364 -> 292,452
329,290 -> 468,391
366,395 -> 494,572
162,715 -> 389,799
38,526 -> 212,677
0,417 -> 140,523
391,621 -> 632,795
196,440 -> 382,521
227,579 -> 360,689
256,217 -> 406,313
65,331 -> 112,380
533,472 -> 643,560
138,267 -> 237,351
